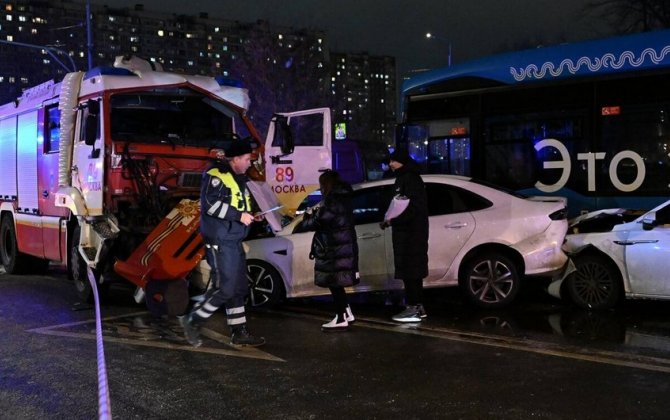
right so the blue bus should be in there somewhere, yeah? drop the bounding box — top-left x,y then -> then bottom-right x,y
397,29 -> 670,216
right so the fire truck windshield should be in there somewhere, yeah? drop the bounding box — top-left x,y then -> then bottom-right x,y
110,90 -> 237,148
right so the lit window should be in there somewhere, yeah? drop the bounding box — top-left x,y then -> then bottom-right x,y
380,99 -> 385,103
0,76 -> 4,82
6,35 -> 13,41
9,76 -> 15,83
18,15 -> 25,21
5,5 -> 12,11
214,27 -> 220,33
6,14 -> 12,21
79,51 -> 84,58
157,30 -> 164,36
108,16 -> 115,22
31,28 -> 37,34
278,34 -> 283,40
20,77 -> 28,83
318,38 -> 322,44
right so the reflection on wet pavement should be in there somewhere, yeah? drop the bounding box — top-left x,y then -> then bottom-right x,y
282,287 -> 670,358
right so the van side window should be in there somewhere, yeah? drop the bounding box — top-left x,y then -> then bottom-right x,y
45,105 -> 60,153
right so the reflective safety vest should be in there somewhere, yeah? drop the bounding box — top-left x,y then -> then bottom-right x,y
206,168 -> 251,212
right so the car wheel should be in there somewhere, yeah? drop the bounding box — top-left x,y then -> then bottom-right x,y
246,259 -> 285,308
1,215 -> 33,274
566,254 -> 622,310
460,252 -> 521,309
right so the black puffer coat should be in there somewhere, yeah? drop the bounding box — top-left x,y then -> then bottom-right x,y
300,183 -> 360,288
390,161 -> 429,280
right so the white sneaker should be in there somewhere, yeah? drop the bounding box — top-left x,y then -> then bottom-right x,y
345,305 -> 355,323
321,315 -> 349,332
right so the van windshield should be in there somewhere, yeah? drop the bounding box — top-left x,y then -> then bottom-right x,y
110,89 -> 240,148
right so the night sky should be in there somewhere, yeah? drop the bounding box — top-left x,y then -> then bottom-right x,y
102,0 -> 612,76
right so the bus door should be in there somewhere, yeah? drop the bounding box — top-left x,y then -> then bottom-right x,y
425,137 -> 471,176
265,108 -> 332,214
401,119 -> 471,176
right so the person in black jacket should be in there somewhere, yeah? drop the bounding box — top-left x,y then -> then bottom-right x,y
300,170 -> 359,331
381,149 -> 429,322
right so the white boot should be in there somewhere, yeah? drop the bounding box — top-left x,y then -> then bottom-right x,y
345,305 -> 355,323
321,315 -> 349,332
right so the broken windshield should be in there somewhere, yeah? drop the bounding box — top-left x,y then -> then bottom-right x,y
110,89 -> 241,148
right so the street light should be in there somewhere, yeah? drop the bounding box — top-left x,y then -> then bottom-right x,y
425,32 -> 452,67
0,40 -> 77,72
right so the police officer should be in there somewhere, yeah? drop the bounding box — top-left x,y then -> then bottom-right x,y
179,139 -> 265,347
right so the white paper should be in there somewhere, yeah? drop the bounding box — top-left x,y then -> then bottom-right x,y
247,181 -> 283,232
384,195 -> 410,221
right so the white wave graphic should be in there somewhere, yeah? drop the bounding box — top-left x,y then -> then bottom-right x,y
510,45 -> 670,81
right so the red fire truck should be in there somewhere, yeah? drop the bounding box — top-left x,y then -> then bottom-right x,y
0,56 -> 361,313
0,56 -> 275,305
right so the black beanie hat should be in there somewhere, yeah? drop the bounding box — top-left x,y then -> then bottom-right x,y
389,149 -> 411,165
225,140 -> 253,158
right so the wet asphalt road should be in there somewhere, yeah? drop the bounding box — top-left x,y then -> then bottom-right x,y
2,270 -> 670,419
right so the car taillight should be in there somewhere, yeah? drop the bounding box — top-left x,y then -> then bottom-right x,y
549,208 -> 568,220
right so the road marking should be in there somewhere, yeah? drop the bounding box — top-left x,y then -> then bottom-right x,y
275,308 -> 670,374
27,311 -> 284,362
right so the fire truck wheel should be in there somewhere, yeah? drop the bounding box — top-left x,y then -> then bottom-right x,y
0,215 -> 32,274
246,260 -> 286,308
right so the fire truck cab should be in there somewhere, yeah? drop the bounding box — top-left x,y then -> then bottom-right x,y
0,57 -> 264,300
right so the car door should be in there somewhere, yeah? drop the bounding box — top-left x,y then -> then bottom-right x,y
424,182 -> 477,285
624,204 -> 670,297
350,184 -> 396,291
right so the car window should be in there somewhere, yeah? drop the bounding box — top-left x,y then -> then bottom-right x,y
426,183 -> 492,215
351,185 -> 394,225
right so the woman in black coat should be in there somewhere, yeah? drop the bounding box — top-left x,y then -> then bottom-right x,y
381,149 -> 429,323
300,170 -> 359,331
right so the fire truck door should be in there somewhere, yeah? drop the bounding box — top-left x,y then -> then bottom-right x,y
15,110 -> 43,257
71,101 -> 104,216
38,103 -> 69,261
265,108 -> 332,214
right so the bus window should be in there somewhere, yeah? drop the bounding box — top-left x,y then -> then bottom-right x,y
600,102 -> 670,195
484,112 -> 586,191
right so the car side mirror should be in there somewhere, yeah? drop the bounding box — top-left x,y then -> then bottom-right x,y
642,211 -> 658,231
274,115 -> 294,155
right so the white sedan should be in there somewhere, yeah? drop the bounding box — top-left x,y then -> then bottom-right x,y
549,200 -> 670,310
196,175 -> 569,309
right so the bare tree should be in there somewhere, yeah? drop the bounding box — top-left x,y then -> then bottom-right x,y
226,21 -> 334,138
585,0 -> 670,33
